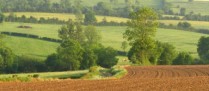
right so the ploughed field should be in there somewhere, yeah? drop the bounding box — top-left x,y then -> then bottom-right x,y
1,65 -> 209,91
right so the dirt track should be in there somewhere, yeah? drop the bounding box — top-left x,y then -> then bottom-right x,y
1,65 -> 209,91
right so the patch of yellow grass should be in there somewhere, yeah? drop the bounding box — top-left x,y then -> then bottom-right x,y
159,20 -> 209,26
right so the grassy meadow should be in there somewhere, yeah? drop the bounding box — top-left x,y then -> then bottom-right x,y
1,22 -> 208,58
3,36 -> 59,59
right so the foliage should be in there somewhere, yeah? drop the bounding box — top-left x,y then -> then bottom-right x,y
81,66 -> 102,79
96,47 -> 118,68
84,25 -> 101,46
0,12 -> 4,23
45,53 -> 60,71
94,2 -> 113,16
80,48 -> 97,69
110,66 -> 127,78
157,42 -> 177,65
177,22 -> 192,29
82,66 -> 127,79
84,9 -> 97,25
33,74 -> 39,78
17,56 -> 46,73
180,8 -> 186,16
57,39 -> 83,70
124,8 -> 158,65
197,36 -> 209,63
173,52 -> 193,65
0,76 -> 31,82
121,41 -> 128,52
0,47 -> 15,73
58,20 -> 85,44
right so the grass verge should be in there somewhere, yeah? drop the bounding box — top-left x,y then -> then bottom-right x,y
81,66 -> 127,80
0,70 -> 88,82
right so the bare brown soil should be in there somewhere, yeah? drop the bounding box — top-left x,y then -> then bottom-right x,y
1,65 -> 209,91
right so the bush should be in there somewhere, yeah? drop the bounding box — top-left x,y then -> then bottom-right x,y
110,66 -> 127,78
96,47 -> 118,68
157,42 -> 177,65
173,52 -> 193,65
33,74 -> 40,78
197,36 -> 209,63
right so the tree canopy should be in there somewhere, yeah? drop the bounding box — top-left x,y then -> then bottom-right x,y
84,9 -> 97,25
197,36 -> 209,63
124,7 -> 158,65
173,52 -> 193,65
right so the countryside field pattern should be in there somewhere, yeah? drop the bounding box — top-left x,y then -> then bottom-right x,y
1,0 -> 209,90
1,65 -> 209,91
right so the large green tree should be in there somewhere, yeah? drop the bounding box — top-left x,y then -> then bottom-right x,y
124,8 -> 158,65
80,48 -> 97,69
57,39 -> 83,70
57,20 -> 85,70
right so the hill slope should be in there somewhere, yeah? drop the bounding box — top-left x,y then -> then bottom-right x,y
1,22 -> 208,58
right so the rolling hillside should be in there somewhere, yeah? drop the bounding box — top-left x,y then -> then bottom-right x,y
1,22 -> 208,58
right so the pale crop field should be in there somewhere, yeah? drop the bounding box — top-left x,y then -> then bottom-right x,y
4,12 -> 128,23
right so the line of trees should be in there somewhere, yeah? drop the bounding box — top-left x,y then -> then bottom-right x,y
184,13 -> 209,22
5,13 -> 66,24
0,0 -> 167,18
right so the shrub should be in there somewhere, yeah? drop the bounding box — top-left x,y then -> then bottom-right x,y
33,74 -> 40,78
173,52 -> 193,65
12,74 -> 18,78
96,47 -> 118,68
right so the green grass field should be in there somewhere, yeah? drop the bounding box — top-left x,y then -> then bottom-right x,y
3,36 -> 59,59
1,22 -> 208,58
